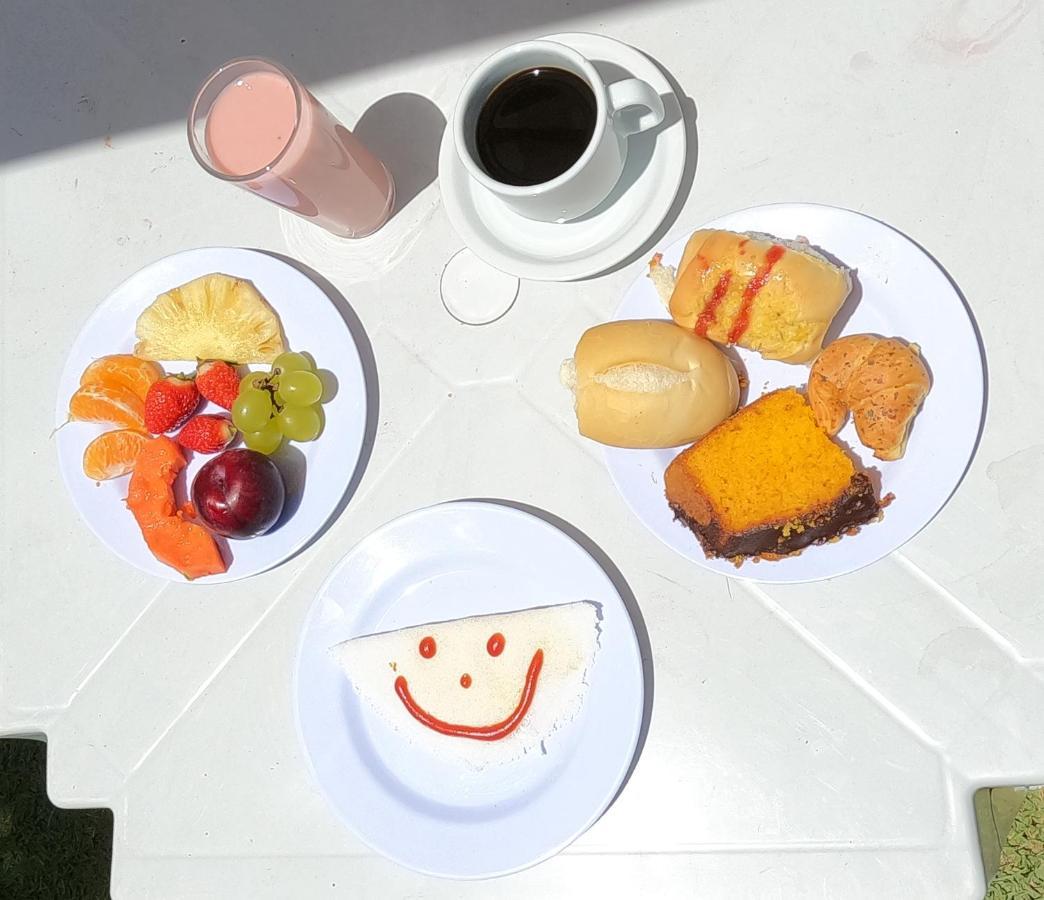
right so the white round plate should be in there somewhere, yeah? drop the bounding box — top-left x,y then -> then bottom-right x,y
55,248 -> 368,584
294,501 -> 644,878
439,32 -> 687,282
605,203 -> 985,584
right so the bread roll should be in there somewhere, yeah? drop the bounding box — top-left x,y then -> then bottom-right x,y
808,334 -> 931,461
652,229 -> 851,363
561,320 -> 739,448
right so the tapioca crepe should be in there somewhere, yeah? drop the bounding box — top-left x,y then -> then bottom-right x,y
331,601 -> 601,768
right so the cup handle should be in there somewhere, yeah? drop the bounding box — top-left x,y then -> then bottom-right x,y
607,78 -> 665,135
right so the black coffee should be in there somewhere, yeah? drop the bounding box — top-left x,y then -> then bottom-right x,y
475,67 -> 597,187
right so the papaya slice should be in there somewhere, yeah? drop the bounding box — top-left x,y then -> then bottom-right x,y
127,436 -> 226,580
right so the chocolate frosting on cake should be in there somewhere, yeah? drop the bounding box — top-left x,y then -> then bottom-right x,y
669,472 -> 882,561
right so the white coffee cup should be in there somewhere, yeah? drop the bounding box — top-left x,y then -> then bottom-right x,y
452,39 -> 665,223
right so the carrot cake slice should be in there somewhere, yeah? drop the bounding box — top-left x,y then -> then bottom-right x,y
664,388 -> 883,562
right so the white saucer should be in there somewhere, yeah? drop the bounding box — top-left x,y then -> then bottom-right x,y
439,32 -> 688,282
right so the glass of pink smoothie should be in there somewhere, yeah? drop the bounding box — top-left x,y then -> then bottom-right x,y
189,58 -> 395,238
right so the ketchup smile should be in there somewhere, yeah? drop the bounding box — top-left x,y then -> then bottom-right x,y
394,649 -> 544,741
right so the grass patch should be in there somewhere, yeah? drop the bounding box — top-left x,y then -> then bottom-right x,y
0,739 -> 112,899
986,787 -> 1044,899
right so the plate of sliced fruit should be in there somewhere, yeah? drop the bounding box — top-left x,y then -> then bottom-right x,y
55,248 -> 368,583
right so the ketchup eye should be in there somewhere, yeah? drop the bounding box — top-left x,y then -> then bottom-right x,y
486,632 -> 505,657
419,636 -> 436,658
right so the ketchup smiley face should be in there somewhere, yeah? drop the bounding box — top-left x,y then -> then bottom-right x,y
393,632 -> 544,741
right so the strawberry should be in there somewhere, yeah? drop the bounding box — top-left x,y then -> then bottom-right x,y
176,414 -> 237,454
144,374 -> 199,434
196,360 -> 240,410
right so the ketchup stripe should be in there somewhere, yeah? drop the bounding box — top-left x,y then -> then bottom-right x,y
727,244 -> 786,343
695,271 -> 733,337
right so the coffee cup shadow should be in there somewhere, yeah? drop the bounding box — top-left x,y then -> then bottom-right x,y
572,57 -> 696,246
570,89 -> 682,224
593,69 -> 699,276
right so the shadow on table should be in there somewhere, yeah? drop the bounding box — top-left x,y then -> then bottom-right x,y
3,0 -> 690,163
251,251 -> 380,555
467,498 -> 654,810
595,58 -> 699,277
353,93 -> 446,223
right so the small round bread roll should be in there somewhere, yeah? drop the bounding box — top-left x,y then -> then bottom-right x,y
561,320 -> 740,448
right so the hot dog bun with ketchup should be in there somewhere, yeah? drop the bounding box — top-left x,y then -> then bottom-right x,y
648,229 -> 852,364
560,320 -> 739,449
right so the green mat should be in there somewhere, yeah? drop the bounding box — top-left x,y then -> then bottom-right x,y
0,738 -> 112,899
978,786 -> 1044,899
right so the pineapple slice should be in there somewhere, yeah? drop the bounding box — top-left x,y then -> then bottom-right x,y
134,273 -> 286,364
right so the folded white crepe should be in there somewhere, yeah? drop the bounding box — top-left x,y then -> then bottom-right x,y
331,601 -> 601,768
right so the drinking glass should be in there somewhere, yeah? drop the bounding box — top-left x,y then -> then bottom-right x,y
189,57 -> 395,238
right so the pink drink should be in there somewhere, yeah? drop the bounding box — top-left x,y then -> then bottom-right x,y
205,71 -> 297,176
189,59 -> 395,238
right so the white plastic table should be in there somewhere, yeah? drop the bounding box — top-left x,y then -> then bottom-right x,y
3,1 -> 1042,897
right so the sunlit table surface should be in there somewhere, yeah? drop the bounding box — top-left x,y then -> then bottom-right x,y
2,0 -> 1042,897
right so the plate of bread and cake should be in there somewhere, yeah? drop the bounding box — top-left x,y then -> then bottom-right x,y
561,202 -> 984,583
294,501 -> 644,878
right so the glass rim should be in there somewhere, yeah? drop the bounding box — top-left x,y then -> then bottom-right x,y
187,56 -> 304,183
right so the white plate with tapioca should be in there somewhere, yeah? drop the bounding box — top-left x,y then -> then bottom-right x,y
294,501 -> 645,878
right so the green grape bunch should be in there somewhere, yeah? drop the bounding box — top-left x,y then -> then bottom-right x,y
231,351 -> 327,454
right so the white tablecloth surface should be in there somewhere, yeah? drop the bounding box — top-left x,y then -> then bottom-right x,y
2,0 -> 1042,896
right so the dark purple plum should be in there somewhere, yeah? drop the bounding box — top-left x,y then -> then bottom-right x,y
192,449 -> 285,539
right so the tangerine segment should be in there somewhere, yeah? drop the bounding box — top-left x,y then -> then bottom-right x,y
127,436 -> 226,580
82,429 -> 148,481
69,384 -> 146,430
80,354 -> 163,401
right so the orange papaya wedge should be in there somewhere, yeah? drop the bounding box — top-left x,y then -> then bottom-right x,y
127,436 -> 226,580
